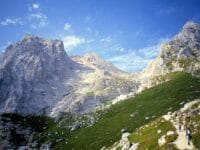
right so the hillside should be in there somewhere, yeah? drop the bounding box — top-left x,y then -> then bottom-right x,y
111,99 -> 200,150
59,72 -> 200,150
1,72 -> 199,149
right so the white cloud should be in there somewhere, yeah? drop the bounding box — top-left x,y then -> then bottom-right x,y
108,38 -> 170,72
64,23 -> 71,31
28,13 -> 48,29
62,35 -> 85,51
29,13 -> 47,19
139,38 -> 170,59
108,52 -> 148,72
0,17 -> 24,26
32,3 -> 40,9
0,11 -> 48,29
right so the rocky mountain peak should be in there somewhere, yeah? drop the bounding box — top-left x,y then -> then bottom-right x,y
140,21 -> 200,88
0,35 -> 74,115
160,21 -> 200,62
81,52 -> 108,67
16,34 -> 65,55
174,21 -> 200,44
72,52 -> 123,73
83,52 -> 102,61
182,21 -> 200,32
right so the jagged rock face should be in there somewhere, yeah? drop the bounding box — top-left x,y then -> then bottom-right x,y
0,35 -> 74,115
72,53 -> 138,95
160,21 -> 200,70
2,21 -> 199,116
140,21 -> 200,88
0,36 -> 139,116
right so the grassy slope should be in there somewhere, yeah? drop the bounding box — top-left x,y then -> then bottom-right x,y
129,118 -> 178,150
55,72 -> 200,150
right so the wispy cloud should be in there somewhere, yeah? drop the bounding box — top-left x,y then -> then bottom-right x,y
28,13 -> 48,29
108,51 -> 149,72
29,13 -> 47,19
1,12 -> 48,29
62,35 -> 85,51
29,3 -> 40,11
32,3 -> 40,9
0,17 -> 24,26
64,23 -> 71,31
108,38 -> 170,72
1,1 -> 47,30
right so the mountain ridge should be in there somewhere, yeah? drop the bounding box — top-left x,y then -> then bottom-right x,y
0,35 -> 138,117
0,21 -> 200,117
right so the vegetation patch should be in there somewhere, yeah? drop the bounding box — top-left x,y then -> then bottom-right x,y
56,72 -> 200,150
128,118 -> 177,150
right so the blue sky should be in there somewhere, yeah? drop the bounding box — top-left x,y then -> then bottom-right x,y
0,0 -> 200,72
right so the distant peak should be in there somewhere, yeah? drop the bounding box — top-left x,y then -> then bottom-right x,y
183,21 -> 200,30
21,34 -> 63,46
84,52 -> 99,57
23,34 -> 42,41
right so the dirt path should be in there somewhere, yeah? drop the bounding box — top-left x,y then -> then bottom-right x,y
173,120 -> 194,150
163,100 -> 200,150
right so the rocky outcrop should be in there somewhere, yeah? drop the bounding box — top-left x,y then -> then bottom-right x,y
105,132 -> 139,150
140,21 -> 200,88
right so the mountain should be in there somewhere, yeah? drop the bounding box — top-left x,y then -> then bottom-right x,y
51,52 -> 139,116
0,21 -> 200,150
140,21 -> 200,88
0,35 -> 75,115
0,21 -> 200,116
0,35 -> 138,116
